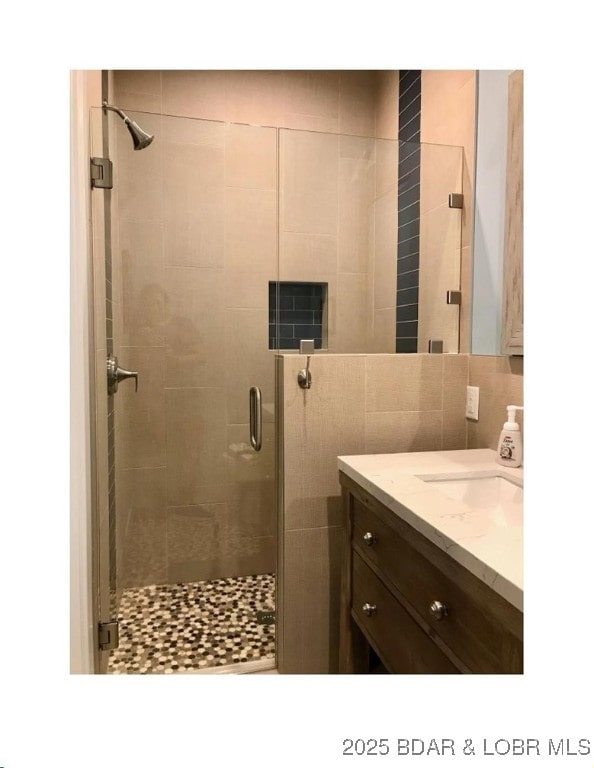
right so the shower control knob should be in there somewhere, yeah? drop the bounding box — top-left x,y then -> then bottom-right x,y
362,602 -> 377,617
363,532 -> 376,546
429,600 -> 448,621
107,353 -> 139,395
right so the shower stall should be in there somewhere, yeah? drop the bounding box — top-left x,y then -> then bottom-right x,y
87,75 -> 464,674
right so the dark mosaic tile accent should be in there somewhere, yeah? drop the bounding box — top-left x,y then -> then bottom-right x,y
107,574 -> 276,674
269,282 -> 326,350
396,337 -> 418,353
397,302 -> 419,323
397,269 -> 420,291
397,70 -> 422,353
396,320 -> 418,339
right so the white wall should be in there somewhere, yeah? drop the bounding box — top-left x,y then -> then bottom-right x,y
471,70 -> 513,354
70,70 -> 101,674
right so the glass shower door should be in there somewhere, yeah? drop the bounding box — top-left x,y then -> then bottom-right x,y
92,108 -> 278,673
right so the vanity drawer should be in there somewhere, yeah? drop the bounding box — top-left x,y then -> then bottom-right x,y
351,553 -> 458,674
352,496 -> 523,673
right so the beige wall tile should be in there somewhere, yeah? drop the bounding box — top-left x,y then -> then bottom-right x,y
335,274 -> 369,352
420,202 -> 461,255
338,135 -> 375,274
162,267 -> 225,388
224,70 -> 283,126
161,113 -> 225,147
373,190 -> 398,310
281,526 -> 343,673
165,387 -> 228,505
117,467 -> 167,587
162,70 -> 227,121
224,187 -> 277,309
112,91 -> 161,113
226,422 -> 275,500
115,346 -> 166,469
375,139 -> 398,197
284,472 -> 343,531
365,354 -> 443,412
418,241 -> 461,354
118,218 -> 165,347
338,71 -> 377,137
374,71 -> 398,140
280,130 -> 339,236
283,355 -> 366,480
225,123 -> 277,190
224,187 -> 277,272
162,131 -> 224,269
420,142 -> 464,215
116,112 -> 162,222
279,232 -> 337,279
443,354 -> 469,449
225,309 -> 276,425
281,71 -> 340,133
467,355 -> 524,450
421,70 -> 475,145
372,308 -> 397,352
114,70 -> 162,96
365,410 -> 443,454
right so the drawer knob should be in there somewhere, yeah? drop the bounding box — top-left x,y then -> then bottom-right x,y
429,600 -> 448,621
363,531 -> 376,546
362,602 -> 377,617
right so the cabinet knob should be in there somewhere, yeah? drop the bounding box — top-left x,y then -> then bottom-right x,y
363,531 -> 376,546
429,600 -> 448,621
362,602 -> 377,617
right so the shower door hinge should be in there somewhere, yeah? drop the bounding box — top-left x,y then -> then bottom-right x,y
98,620 -> 119,651
90,156 -> 113,189
448,192 -> 463,209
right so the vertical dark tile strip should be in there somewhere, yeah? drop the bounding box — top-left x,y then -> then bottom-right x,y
397,71 -> 422,353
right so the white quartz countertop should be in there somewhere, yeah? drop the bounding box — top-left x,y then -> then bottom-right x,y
337,449 -> 523,611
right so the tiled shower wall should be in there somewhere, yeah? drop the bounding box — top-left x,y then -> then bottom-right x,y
277,352 -> 523,674
111,70 -> 402,590
112,116 -> 277,589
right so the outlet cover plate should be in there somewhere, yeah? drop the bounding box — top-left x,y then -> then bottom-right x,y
466,386 -> 480,420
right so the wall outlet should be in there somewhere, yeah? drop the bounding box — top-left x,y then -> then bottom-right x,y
466,386 -> 480,420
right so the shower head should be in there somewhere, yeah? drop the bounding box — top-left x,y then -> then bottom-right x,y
102,101 -> 154,150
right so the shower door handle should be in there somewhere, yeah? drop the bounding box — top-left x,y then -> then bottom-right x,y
249,386 -> 262,452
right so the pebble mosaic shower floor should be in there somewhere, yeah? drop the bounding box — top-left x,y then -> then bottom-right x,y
107,573 -> 275,674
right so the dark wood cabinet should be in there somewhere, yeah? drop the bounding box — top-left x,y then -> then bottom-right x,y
339,471 -> 523,674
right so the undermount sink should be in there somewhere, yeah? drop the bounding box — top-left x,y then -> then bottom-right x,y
418,471 -> 523,522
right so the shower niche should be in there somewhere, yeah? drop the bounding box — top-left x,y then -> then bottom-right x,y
269,281 -> 328,350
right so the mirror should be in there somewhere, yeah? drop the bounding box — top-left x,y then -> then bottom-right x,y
472,70 -> 524,355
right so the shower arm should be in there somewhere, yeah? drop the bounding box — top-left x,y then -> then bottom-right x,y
103,101 -> 130,123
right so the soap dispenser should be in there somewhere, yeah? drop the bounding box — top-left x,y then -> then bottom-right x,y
496,405 -> 523,468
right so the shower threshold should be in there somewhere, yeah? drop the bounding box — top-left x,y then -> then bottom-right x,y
107,573 -> 275,674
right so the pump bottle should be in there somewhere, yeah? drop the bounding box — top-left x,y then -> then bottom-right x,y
496,405 -> 523,468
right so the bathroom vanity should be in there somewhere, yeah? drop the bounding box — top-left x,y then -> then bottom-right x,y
338,449 -> 523,674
